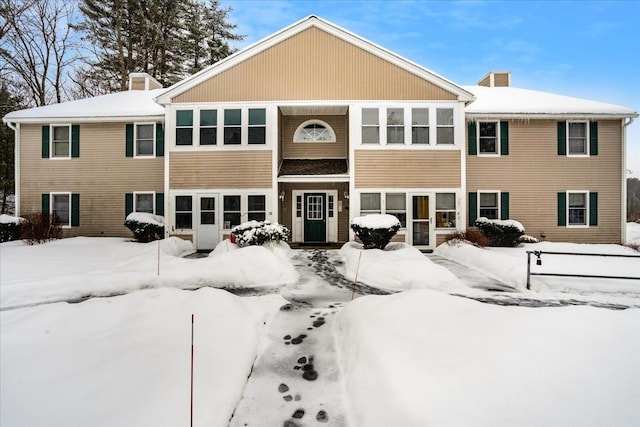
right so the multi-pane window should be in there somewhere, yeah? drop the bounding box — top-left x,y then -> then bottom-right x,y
199,110 -> 217,145
386,108 -> 404,144
436,108 -> 454,144
135,193 -> 154,213
295,122 -> 335,142
175,196 -> 193,229
478,121 -> 498,154
248,109 -> 266,144
52,193 -> 70,226
136,124 -> 154,156
200,197 -> 216,225
568,192 -> 587,225
360,193 -> 381,214
386,193 -> 406,227
223,195 -> 241,227
248,195 -> 266,221
328,195 -> 334,218
296,195 -> 302,218
479,192 -> 499,220
568,122 -> 587,155
52,125 -> 71,158
176,110 -> 193,146
362,108 -> 380,144
224,109 -> 242,145
411,108 -> 429,144
436,193 -> 456,228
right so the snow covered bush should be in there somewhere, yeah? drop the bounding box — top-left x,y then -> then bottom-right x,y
0,214 -> 23,242
518,234 -> 539,244
350,214 -> 401,250
230,220 -> 290,247
124,212 -> 164,243
19,212 -> 62,245
474,217 -> 524,247
444,229 -> 489,248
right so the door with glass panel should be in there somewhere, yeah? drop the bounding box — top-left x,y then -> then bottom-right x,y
304,193 -> 326,242
197,194 -> 219,250
412,195 -> 432,247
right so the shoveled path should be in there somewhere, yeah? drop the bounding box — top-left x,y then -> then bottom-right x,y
229,250 -> 371,427
425,254 -> 515,291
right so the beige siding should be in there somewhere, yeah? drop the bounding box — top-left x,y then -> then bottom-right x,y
355,150 -> 461,188
478,75 -> 491,87
130,78 -> 146,90
173,27 -> 457,103
493,72 -> 510,87
169,151 -> 272,189
279,182 -> 349,242
281,115 -> 348,159
467,119 -> 623,243
20,123 -> 164,238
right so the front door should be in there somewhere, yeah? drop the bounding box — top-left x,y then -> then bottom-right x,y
197,194 -> 219,250
412,195 -> 431,247
304,193 -> 326,242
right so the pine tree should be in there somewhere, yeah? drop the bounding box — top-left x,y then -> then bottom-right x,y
0,85 -> 24,214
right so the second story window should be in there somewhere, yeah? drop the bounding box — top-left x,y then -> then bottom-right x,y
176,110 -> 193,146
294,121 -> 336,142
248,109 -> 266,144
386,108 -> 404,144
411,108 -> 429,144
199,110 -> 217,145
135,124 -> 155,156
362,108 -> 380,144
478,121 -> 498,154
224,109 -> 242,145
436,108 -> 454,145
568,122 -> 587,155
52,125 -> 71,158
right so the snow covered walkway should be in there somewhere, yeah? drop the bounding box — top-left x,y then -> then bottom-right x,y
229,250 -> 357,426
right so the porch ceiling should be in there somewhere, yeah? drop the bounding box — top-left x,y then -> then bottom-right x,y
279,105 -> 349,116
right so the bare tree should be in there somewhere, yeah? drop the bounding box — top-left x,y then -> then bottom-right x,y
0,0 -> 79,106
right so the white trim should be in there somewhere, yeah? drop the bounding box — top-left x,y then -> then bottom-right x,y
565,190 -> 590,228
465,113 -> 637,120
49,123 -> 72,159
293,119 -> 337,143
477,190 -> 502,221
133,191 -> 156,214
50,191 -> 72,228
566,120 -> 590,157
4,115 -> 165,124
291,189 -> 338,243
155,16 -> 474,104
476,120 -> 501,156
277,175 -> 350,183
8,122 -> 20,215
133,122 -> 157,158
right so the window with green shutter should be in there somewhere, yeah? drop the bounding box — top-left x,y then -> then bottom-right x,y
71,194 -> 80,226
71,125 -> 80,158
155,123 -> 164,156
557,192 -> 566,226
499,121 -> 509,155
126,124 -> 134,157
589,122 -> 598,155
468,122 -> 477,155
500,192 -> 509,220
125,193 -> 134,218
557,122 -> 566,156
468,192 -> 478,225
589,192 -> 598,226
41,126 -> 50,158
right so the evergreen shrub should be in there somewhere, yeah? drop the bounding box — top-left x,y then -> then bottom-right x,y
350,214 -> 401,250
231,220 -> 290,247
474,217 -> 524,247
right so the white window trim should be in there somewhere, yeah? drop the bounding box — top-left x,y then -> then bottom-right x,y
359,192 -> 408,229
133,191 -> 156,214
175,109 -> 194,146
411,107 -> 430,145
477,190 -> 501,221
174,194 -> 194,231
49,124 -> 71,159
50,191 -> 72,228
566,120 -> 590,157
198,109 -> 218,146
435,192 -> 457,229
435,107 -> 455,146
133,122 -> 156,158
566,190 -> 590,228
477,120 -> 501,157
293,119 -> 337,143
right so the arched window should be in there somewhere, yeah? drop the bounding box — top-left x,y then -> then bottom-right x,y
293,120 -> 336,143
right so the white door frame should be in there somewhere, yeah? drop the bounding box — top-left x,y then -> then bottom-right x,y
196,193 -> 219,250
291,189 -> 338,243
408,192 -> 435,250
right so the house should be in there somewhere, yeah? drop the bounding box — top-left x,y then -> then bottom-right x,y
3,16 -> 637,250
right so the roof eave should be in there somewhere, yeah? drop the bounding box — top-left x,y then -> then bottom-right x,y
2,115 -> 165,124
465,112 -> 639,120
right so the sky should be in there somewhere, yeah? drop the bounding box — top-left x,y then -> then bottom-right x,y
224,0 -> 640,176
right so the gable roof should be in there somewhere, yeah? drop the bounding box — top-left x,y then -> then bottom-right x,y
155,15 -> 474,104
3,89 -> 167,123
464,85 -> 638,119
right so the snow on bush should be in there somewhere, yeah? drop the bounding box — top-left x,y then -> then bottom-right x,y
519,234 -> 539,244
124,212 -> 164,243
0,214 -> 23,243
230,220 -> 290,247
475,216 -> 525,247
350,214 -> 401,250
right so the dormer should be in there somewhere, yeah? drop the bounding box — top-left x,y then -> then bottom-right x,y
478,71 -> 511,87
128,73 -> 163,91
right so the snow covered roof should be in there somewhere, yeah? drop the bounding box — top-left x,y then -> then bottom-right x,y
3,88 -> 167,123
464,85 -> 638,119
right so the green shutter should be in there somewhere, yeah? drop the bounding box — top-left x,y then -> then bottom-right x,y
500,121 -> 509,156
71,194 -> 80,226
42,193 -> 50,214
156,123 -> 164,157
468,122 -> 477,155
125,124 -> 134,157
589,192 -> 598,226
589,122 -> 598,155
500,192 -> 510,220
155,193 -> 164,216
125,193 -> 133,219
41,126 -> 50,158
468,192 -> 478,226
557,192 -> 566,226
557,122 -> 566,156
71,125 -> 80,158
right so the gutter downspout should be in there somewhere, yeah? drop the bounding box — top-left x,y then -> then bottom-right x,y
6,121 -> 19,216
622,117 -> 635,244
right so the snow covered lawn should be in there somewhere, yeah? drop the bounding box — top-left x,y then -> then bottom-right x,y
338,290 -> 640,426
628,221 -> 640,245
1,287 -> 285,426
0,237 -> 297,309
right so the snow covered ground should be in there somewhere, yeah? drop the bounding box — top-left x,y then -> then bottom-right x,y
1,235 -> 639,426
628,221 -> 640,245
